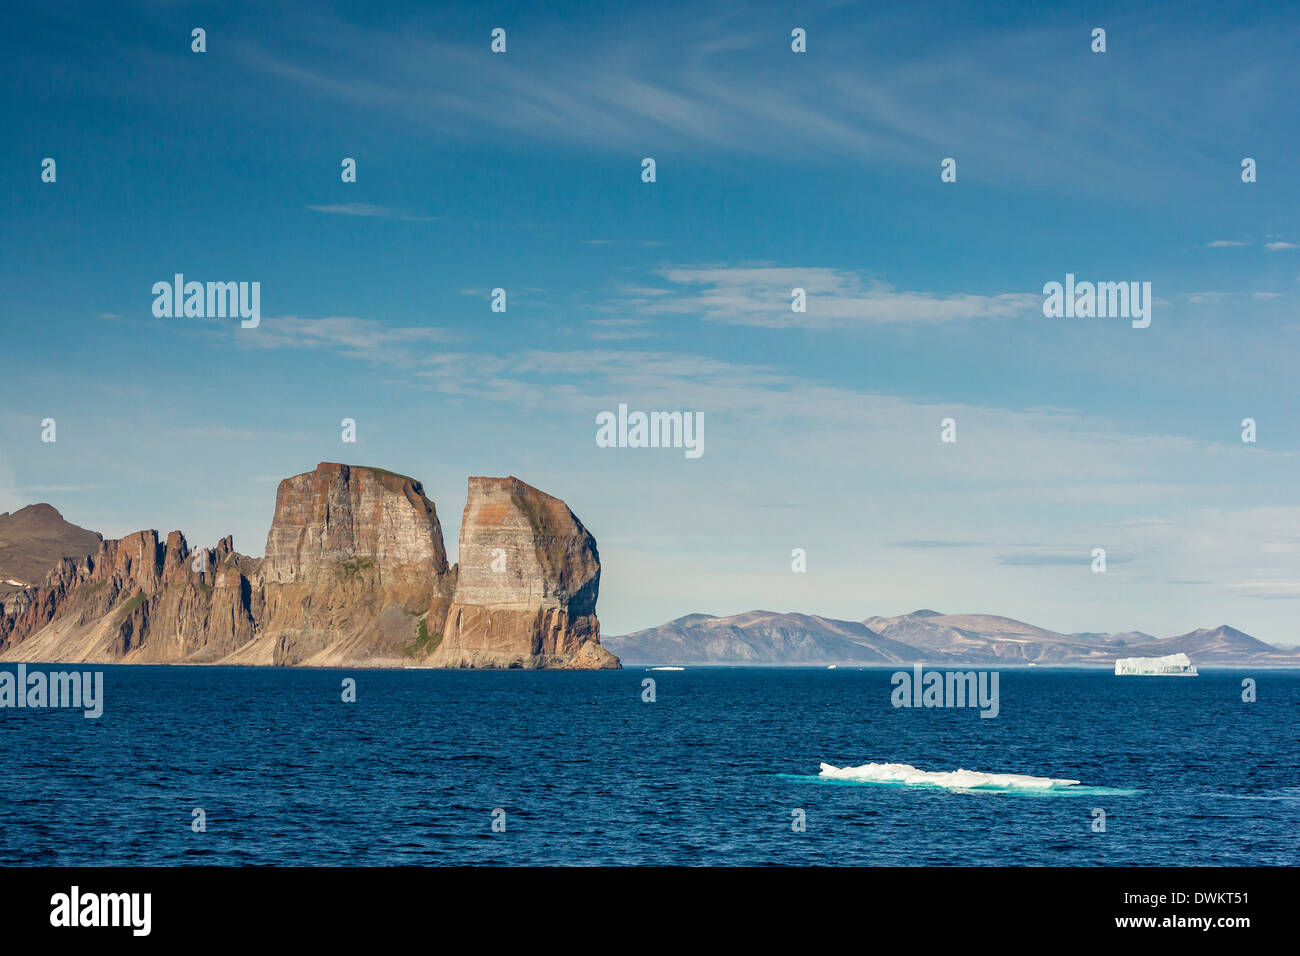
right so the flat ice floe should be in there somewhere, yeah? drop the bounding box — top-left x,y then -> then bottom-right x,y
818,761 -> 1081,792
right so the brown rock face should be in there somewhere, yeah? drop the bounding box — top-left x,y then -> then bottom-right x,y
0,464 -> 617,669
0,503 -> 103,599
432,477 -> 619,669
265,463 -> 448,584
251,463 -> 453,666
0,531 -> 259,664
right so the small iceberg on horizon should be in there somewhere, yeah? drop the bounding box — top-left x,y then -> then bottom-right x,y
818,761 -> 1081,792
1114,652 -> 1198,676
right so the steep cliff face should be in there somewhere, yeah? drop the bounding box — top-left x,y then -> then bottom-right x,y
431,476 -> 618,669
264,463 -> 448,584
0,530 -> 259,664
0,464 -> 616,669
246,462 -> 454,666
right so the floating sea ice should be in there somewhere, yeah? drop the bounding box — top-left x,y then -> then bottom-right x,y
818,761 -> 1081,791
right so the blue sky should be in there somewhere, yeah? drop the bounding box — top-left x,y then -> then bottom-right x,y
2,0 -> 1299,642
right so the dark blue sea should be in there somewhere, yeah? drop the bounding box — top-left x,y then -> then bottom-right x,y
1,666 -> 1295,865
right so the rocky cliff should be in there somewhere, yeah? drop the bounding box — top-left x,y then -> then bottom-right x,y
0,530 -> 260,664
238,462 -> 454,666
431,477 -> 618,669
0,464 -> 618,669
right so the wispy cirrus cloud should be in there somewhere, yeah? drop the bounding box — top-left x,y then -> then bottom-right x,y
1182,291 -> 1235,304
1182,290 -> 1287,304
1231,582 -> 1300,599
997,552 -> 1131,567
306,203 -> 437,222
887,540 -> 987,549
235,315 -> 457,367
227,4 -> 1300,194
626,265 -> 1039,329
1204,238 -> 1299,253
584,318 -> 655,341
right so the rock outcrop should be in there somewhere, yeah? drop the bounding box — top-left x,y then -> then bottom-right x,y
0,530 -> 260,664
241,463 -> 454,666
264,463 -> 448,585
432,476 -> 617,669
0,464 -> 618,669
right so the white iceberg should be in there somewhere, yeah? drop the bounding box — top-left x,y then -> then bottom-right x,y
1113,652 -> 1198,676
817,761 -> 1081,791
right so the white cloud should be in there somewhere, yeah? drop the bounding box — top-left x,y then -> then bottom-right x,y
1231,582 -> 1300,598
229,7 -> 1300,193
633,266 -> 1039,329
306,203 -> 437,222
234,315 -> 457,367
585,318 -> 655,341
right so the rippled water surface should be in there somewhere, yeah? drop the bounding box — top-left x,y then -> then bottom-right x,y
1,666 -> 1295,865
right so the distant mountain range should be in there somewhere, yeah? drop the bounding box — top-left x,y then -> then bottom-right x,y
605,609 -> 1300,667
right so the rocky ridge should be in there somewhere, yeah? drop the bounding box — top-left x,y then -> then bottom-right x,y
0,464 -> 618,669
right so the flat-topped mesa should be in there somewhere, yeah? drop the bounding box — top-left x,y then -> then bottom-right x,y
249,462 -> 453,666
265,462 -> 449,584
432,476 -> 619,669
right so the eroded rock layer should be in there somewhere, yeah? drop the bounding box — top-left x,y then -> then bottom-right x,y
0,531 -> 260,664
431,477 -> 617,669
248,463 -> 453,666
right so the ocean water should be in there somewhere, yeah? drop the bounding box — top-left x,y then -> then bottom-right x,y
0,665 -> 1295,866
